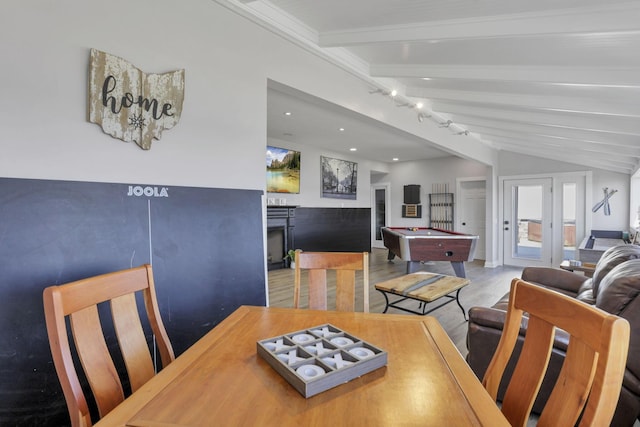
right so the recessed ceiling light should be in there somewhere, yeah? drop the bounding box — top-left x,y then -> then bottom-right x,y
284,112 -> 292,116
416,102 -> 423,109
350,148 -> 357,151
390,90 -> 397,97
392,157 -> 399,161
339,127 -> 345,132
422,77 -> 431,81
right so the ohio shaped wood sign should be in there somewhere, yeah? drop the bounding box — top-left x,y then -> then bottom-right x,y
88,49 -> 184,150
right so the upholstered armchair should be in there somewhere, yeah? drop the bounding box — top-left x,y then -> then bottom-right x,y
467,245 -> 640,426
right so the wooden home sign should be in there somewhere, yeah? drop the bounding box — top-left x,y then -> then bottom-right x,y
88,49 -> 184,150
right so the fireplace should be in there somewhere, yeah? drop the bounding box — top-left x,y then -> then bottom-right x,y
266,206 -> 296,270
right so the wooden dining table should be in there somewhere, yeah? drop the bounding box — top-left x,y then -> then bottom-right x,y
95,305 -> 509,426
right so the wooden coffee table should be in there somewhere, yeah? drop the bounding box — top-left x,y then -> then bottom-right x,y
559,260 -> 596,277
375,272 -> 470,319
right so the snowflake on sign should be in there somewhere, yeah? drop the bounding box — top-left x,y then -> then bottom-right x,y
129,114 -> 146,130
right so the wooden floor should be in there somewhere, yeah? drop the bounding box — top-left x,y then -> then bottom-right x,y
268,248 -> 524,356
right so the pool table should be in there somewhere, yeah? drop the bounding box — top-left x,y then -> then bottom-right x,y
381,227 -> 479,277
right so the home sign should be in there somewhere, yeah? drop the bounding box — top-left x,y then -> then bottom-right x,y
88,49 -> 184,150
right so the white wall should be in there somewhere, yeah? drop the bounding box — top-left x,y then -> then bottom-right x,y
498,151 -> 630,231
1,1 -> 265,188
590,169 -> 631,231
1,0 -> 496,194
631,173 -> 640,231
372,156 -> 489,227
1,0 -> 632,268
267,137 -> 388,207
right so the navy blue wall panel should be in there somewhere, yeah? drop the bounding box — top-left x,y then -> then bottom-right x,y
0,178 -> 265,426
294,207 -> 371,252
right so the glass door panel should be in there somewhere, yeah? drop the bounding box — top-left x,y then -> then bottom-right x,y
562,183 -> 577,260
371,184 -> 389,249
504,178 -> 552,267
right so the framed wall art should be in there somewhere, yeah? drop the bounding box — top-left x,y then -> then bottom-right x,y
321,156 -> 357,200
267,146 -> 301,193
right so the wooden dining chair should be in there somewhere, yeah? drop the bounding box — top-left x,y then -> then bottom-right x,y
483,278 -> 630,427
43,264 -> 175,427
293,250 -> 370,312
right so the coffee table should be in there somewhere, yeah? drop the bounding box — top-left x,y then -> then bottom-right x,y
559,260 -> 596,278
375,272 -> 470,319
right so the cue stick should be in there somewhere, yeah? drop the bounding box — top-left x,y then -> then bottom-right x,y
433,183 -> 436,227
436,183 -> 439,228
437,183 -> 439,228
438,183 -> 442,228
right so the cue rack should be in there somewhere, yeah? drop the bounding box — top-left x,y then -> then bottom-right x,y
429,183 -> 454,230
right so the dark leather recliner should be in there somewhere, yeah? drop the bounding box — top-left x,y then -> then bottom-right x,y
467,245 -> 640,426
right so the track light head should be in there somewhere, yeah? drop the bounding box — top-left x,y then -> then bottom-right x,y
417,112 -> 432,122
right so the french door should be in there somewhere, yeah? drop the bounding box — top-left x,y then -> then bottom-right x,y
503,178 -> 553,267
371,183 -> 390,249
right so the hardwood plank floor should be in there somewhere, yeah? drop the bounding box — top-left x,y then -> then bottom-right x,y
268,248 -> 524,356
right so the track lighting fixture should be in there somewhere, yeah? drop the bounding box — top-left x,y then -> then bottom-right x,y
370,87 -> 468,133
369,87 -> 399,98
397,101 -> 425,111
417,112 -> 431,122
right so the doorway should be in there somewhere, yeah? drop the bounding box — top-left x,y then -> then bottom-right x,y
501,173 -> 587,268
503,178 -> 553,267
457,179 -> 486,260
371,183 -> 390,249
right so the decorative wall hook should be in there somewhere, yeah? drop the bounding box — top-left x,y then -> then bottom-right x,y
592,187 -> 617,216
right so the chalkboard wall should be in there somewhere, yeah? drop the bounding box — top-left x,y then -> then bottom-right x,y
294,207 -> 371,252
0,178 -> 266,426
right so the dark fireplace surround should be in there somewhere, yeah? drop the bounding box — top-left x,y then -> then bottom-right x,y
267,206 -> 296,270
267,206 -> 371,271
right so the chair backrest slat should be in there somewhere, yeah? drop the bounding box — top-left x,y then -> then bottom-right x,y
294,251 -> 369,312
308,269 -> 328,310
111,293 -> 156,391
538,338 -> 597,425
482,278 -> 629,427
500,315 -> 555,426
44,264 -> 174,427
335,270 -> 356,311
70,306 -> 124,418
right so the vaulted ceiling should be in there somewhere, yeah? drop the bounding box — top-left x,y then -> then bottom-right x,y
223,0 -> 640,174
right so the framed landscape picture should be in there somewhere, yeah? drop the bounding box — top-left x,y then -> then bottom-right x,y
321,156 -> 357,199
266,146 -> 301,193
